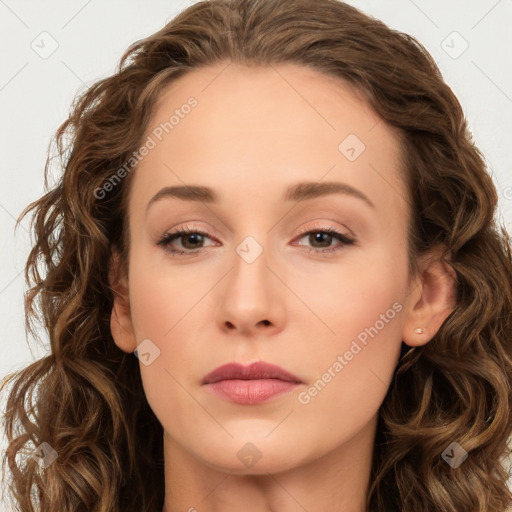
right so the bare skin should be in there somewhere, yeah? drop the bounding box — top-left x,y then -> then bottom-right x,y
109,62 -> 456,512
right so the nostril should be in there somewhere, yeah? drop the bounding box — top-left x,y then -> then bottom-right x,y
226,321 -> 235,329
261,319 -> 271,326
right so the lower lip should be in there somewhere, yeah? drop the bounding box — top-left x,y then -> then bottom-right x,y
205,379 -> 300,405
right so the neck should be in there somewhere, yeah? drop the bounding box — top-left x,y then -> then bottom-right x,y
161,415 -> 377,512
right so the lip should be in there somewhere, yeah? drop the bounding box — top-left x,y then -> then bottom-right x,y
202,362 -> 303,405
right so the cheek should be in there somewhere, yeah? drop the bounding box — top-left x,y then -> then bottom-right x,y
290,250 -> 407,422
289,248 -> 406,347
127,249 -> 212,341
125,259 -> 207,434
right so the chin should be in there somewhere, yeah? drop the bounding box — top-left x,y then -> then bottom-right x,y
202,450 -> 306,476
187,433 -> 309,475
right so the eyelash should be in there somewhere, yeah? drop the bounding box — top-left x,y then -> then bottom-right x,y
156,224 -> 356,257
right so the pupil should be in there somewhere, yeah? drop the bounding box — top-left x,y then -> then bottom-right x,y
311,232 -> 331,247
184,233 -> 202,248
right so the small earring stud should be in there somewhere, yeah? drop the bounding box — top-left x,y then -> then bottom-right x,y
414,327 -> 425,334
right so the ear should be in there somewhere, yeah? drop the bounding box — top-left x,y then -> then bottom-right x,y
402,245 -> 457,347
108,249 -> 137,353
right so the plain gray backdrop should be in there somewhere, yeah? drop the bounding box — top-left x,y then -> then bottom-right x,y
1,0 -> 511,508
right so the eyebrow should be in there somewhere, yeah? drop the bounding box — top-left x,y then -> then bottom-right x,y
284,181 -> 375,208
146,180 -> 375,213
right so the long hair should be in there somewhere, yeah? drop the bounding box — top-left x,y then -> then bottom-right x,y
2,0 -> 512,510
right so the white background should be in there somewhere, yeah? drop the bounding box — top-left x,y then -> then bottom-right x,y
1,0 -> 511,509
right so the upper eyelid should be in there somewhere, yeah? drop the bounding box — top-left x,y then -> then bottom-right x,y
295,222 -> 354,238
165,224 -> 351,237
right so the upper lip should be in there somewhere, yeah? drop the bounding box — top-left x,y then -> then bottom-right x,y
202,361 -> 302,385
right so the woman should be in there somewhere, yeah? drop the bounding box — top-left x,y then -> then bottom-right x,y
2,0 -> 512,510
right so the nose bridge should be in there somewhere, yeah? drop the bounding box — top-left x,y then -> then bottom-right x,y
229,236 -> 272,309
216,234 -> 285,334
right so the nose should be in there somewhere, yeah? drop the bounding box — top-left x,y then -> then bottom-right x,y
216,244 -> 286,337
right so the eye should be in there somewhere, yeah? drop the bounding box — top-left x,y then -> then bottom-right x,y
293,227 -> 356,254
156,226 -> 217,256
156,225 -> 356,257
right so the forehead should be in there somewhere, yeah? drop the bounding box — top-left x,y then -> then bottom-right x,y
129,62 -> 407,219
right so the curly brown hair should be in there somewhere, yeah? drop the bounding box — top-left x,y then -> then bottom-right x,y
2,0 -> 512,511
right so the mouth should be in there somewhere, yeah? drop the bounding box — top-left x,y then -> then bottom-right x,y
202,361 -> 303,405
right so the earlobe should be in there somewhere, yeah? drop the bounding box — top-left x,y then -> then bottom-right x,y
402,245 -> 457,347
108,250 -> 137,353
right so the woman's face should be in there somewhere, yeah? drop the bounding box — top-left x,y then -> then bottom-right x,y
113,62 -> 430,474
